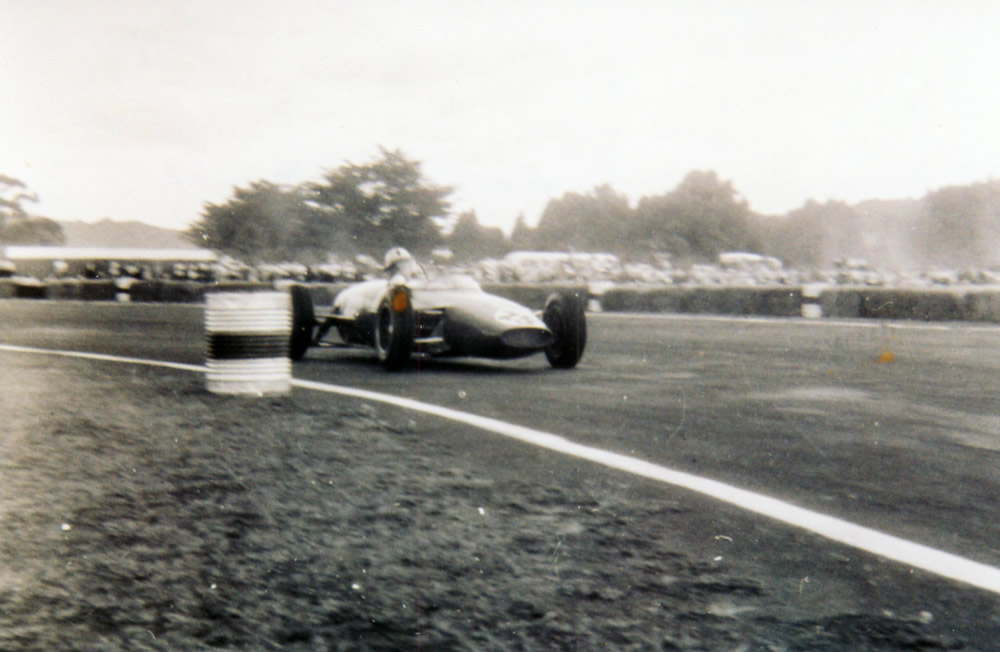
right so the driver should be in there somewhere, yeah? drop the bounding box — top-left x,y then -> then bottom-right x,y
383,247 -> 423,285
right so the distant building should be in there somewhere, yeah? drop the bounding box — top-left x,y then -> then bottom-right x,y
1,246 -> 217,279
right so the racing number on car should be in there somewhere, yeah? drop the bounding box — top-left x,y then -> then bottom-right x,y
495,309 -> 539,326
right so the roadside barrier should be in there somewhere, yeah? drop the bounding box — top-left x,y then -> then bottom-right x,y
46,280 -> 117,301
7,278 -> 1000,323
599,286 -> 802,317
964,288 -> 1000,322
204,291 -> 291,395
818,286 -> 993,321
9,279 -> 47,299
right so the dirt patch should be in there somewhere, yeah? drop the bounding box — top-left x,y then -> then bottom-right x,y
0,353 -> 973,650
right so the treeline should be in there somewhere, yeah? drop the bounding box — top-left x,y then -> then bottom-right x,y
186,155 -> 774,265
460,176 -> 1000,270
187,148 -> 1000,271
4,150 -> 998,271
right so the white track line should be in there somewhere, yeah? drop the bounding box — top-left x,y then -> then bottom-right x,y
0,343 -> 204,373
5,342 -> 1000,595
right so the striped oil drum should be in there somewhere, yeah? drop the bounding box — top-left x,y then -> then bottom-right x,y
205,291 -> 291,394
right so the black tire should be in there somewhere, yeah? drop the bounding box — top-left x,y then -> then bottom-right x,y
543,291 -> 587,369
289,285 -> 315,361
374,288 -> 415,371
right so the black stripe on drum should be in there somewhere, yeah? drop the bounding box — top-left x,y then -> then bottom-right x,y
207,334 -> 289,359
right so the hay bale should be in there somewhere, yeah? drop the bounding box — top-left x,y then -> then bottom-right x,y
821,288 -> 862,318
962,289 -> 1000,322
129,280 -> 205,303
755,287 -> 802,317
599,287 -> 654,312
859,289 -> 964,321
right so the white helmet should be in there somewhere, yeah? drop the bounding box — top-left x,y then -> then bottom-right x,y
383,247 -> 414,270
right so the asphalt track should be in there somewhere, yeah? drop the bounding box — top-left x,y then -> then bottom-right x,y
3,299 -> 1000,631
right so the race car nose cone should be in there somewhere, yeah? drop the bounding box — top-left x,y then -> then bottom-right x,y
500,327 -> 552,350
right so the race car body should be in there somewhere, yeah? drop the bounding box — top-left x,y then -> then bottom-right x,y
289,274 -> 586,370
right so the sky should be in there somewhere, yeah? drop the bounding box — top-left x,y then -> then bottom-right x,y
2,0 -> 1000,234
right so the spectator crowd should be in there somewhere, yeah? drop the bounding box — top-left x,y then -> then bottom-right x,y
3,250 -> 1000,290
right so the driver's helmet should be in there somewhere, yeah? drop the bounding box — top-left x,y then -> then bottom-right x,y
383,247 -> 417,276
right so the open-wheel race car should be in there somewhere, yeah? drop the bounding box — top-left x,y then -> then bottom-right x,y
287,261 -> 587,371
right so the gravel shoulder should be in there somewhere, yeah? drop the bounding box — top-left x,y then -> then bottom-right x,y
0,352 -> 987,650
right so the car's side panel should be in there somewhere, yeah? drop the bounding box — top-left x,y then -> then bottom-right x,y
332,279 -> 388,319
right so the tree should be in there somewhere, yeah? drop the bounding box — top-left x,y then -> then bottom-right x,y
187,149 -> 453,262
510,214 -> 534,250
633,171 -> 758,261
446,211 -> 508,262
534,184 -> 631,253
187,181 -> 312,262
0,175 -> 64,245
0,175 -> 33,227
762,200 -> 863,269
305,147 -> 452,257
916,181 -> 1000,267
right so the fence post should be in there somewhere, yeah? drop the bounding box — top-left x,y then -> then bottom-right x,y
801,283 -> 825,318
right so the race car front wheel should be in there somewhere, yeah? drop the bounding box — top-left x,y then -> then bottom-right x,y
289,285 -> 315,361
375,288 -> 415,370
542,291 -> 587,369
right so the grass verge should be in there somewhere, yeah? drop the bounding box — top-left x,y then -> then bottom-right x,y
0,353 -> 964,650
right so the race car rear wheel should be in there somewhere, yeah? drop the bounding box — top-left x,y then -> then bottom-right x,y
543,291 -> 587,369
289,285 -> 315,361
374,288 -> 415,370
